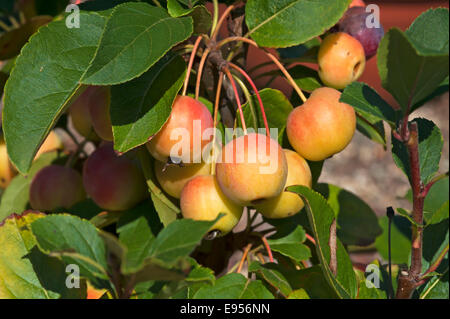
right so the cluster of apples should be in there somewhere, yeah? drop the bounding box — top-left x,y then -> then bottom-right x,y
5,0 -> 381,239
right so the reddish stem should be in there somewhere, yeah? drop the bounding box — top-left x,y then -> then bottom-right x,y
195,48 -> 211,100
261,236 -> 274,263
228,62 -> 270,137
210,72 -> 224,175
237,243 -> 252,273
223,67 -> 247,133
305,233 -> 316,246
216,37 -> 307,103
182,36 -> 203,96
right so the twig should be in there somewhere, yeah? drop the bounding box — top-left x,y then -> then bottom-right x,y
396,122 -> 425,299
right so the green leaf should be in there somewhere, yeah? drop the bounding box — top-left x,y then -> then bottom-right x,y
377,20 -> 449,113
315,183 -> 382,246
167,1 -> 211,35
3,12 -> 107,174
267,226 -> 311,263
248,262 -> 293,297
375,215 -> 411,265
357,260 -> 393,299
340,82 -> 398,125
111,53 -> 186,153
287,289 -> 310,299
0,212 -> 86,298
419,270 -> 449,299
137,148 -> 180,226
193,273 -> 274,299
405,8 -> 449,56
405,176 -> 449,223
289,65 -> 322,92
116,201 -> 160,273
239,88 -> 293,143
148,217 -> 219,266
0,152 -> 59,222
82,2 -> 193,85
422,218 -> 448,274
31,214 -> 110,289
0,16 -> 53,60
392,118 -> 443,185
286,185 -> 358,299
245,0 -> 351,48
356,116 -> 386,147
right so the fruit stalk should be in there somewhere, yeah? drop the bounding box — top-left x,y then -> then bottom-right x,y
216,37 -> 307,103
228,62 -> 270,137
195,47 -> 211,100
223,67 -> 247,134
182,36 -> 203,96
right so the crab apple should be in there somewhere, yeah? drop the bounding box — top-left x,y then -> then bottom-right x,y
88,86 -> 113,141
29,165 -> 86,211
286,87 -> 356,161
255,150 -> 312,219
215,133 -> 288,207
0,139 -> 16,188
349,0 -> 365,8
35,130 -> 64,159
146,95 -> 214,164
318,32 -> 366,89
180,175 -> 243,236
69,86 -> 112,141
155,160 -> 211,199
338,7 -> 384,59
83,143 -> 148,211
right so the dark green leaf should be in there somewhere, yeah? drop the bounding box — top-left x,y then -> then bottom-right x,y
377,22 -> 449,113
31,214 -> 110,289
267,226 -> 311,263
3,12 -> 107,173
289,65 -> 322,92
340,82 -> 397,125
287,186 -> 358,298
392,118 -> 443,185
375,215 -> 411,265
82,2 -> 193,85
193,273 -> 274,299
0,212 -> 86,298
148,217 -> 219,266
316,183 -> 382,246
245,0 -> 351,48
111,53 -> 186,153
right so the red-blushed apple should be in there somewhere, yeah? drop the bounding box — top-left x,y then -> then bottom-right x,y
215,133 -> 288,206
155,160 -> 211,199
318,32 -> 366,89
180,175 -> 243,236
146,95 -> 214,164
29,165 -> 86,211
286,87 -> 356,161
83,143 -> 148,211
88,86 -> 113,141
255,149 -> 312,219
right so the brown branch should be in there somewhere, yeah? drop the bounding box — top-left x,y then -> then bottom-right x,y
396,122 -> 425,299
